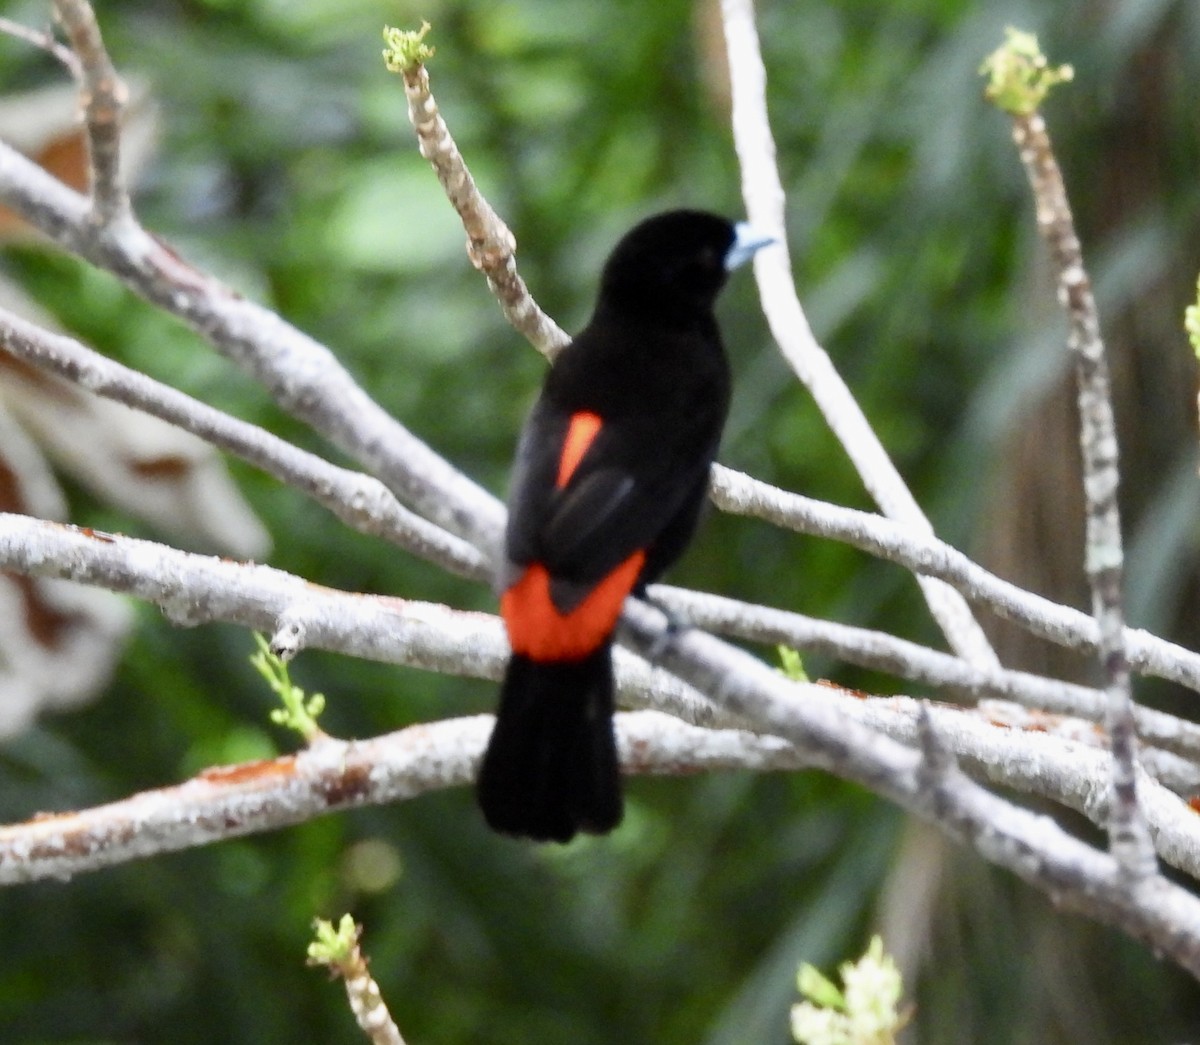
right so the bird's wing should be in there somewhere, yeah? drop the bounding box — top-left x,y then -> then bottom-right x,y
504,393 -> 721,609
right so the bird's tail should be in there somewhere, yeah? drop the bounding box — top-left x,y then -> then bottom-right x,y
476,646 -> 623,843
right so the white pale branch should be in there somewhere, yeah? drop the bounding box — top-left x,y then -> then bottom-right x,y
653,585 -> 1200,759
717,0 -> 997,669
6,512 -> 1200,971
0,712 -> 823,886
6,223 -> 1198,746
0,304 -> 488,582
4,697 -> 1200,887
0,512 -> 722,728
617,599 -> 1200,979
0,134 -> 502,547
708,467 -> 1200,695
7,509 -> 1200,800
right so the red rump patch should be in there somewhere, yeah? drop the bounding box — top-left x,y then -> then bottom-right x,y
557,411 -> 603,488
502,550 -> 645,661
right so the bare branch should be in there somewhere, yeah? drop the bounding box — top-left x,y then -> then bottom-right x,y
717,0 -> 997,669
617,599 -> 1200,978
5,700 -> 1200,890
51,0 -> 128,224
0,136 -> 502,546
985,27 -> 1154,879
0,512 -> 721,728
384,25 -> 569,359
0,712 -> 813,885
0,16 -> 80,76
0,305 -> 488,582
710,466 -> 1200,693
653,585 -> 1200,760
1015,108 -> 1152,877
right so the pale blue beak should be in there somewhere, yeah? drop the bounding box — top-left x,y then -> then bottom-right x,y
725,222 -> 777,271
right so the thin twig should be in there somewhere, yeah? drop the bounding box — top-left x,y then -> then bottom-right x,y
0,16 -> 81,76
385,26 -> 569,359
717,0 -> 998,669
51,0 -> 128,224
309,919 -> 407,1045
984,28 -> 1155,879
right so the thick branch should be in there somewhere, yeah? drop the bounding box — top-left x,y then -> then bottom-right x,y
4,702 -> 1200,888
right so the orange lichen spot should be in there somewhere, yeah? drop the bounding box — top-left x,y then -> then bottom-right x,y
199,756 -> 296,785
815,678 -> 869,699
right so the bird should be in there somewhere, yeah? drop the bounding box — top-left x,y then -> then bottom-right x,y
476,209 -> 774,843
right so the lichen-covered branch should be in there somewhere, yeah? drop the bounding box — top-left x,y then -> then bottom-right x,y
983,27 -> 1155,881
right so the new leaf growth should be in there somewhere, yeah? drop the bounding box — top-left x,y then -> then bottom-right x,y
980,27 -> 1074,116
382,21 -> 434,74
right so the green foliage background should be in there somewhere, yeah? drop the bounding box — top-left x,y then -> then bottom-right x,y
2,0 -> 1200,1041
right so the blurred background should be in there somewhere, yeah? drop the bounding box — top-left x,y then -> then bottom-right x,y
1,0 -> 1199,1041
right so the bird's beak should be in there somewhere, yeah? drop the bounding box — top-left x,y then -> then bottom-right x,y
725,222 -> 778,271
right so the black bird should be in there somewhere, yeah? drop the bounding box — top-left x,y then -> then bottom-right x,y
477,210 -> 773,843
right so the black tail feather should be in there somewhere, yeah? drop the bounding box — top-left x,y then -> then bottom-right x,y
477,647 -> 623,843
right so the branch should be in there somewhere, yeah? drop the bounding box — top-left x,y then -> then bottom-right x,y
5,700 -> 1200,889
0,712 -> 807,885
710,466 -> 1200,693
0,16 -> 80,75
717,0 -> 996,669
51,0 -> 128,224
309,918 -> 408,1045
0,137 -> 502,547
383,23 -> 569,359
653,585 -> 1200,760
984,28 -> 1154,879
0,512 -> 723,728
0,305 -> 489,582
617,600 -> 1200,979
